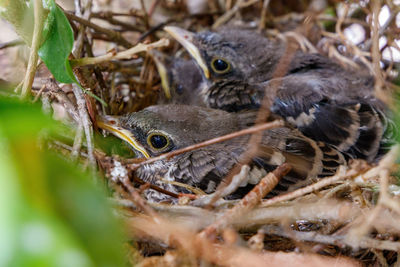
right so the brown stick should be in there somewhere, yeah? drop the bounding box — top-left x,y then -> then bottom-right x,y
64,11 -> 133,48
202,164 -> 291,237
260,163 -> 369,207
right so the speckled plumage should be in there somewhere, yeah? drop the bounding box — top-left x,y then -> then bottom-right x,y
107,105 -> 346,202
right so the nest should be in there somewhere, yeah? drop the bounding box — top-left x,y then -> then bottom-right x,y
4,0 -> 400,266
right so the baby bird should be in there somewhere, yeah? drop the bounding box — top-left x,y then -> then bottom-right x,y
164,26 -> 395,162
98,105 -> 345,202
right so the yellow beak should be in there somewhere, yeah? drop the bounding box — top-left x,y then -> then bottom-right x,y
164,26 -> 210,79
148,49 -> 172,99
97,116 -> 150,159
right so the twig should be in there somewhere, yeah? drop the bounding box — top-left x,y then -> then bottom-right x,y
354,145 -> 400,183
371,0 -> 387,103
212,0 -> 259,29
260,162 -> 369,207
118,177 -> 159,218
262,225 -> 400,252
64,11 -> 133,48
282,31 -> 318,53
21,0 -> 45,98
138,12 -> 221,42
89,12 -> 145,32
72,84 -> 96,172
49,140 -> 89,158
192,165 -> 251,206
347,146 -> 400,246
363,4 -> 399,51
0,39 -> 24,50
202,164 -> 291,236
72,0 -> 93,57
139,0 -> 150,29
32,84 -> 46,102
71,122 -> 84,160
271,13 -> 369,28
70,38 -> 169,67
235,200 -> 361,229
127,212 -> 361,267
259,0 -> 270,31
44,80 -> 79,122
119,198 -> 361,232
91,10 -> 145,19
321,30 -> 372,70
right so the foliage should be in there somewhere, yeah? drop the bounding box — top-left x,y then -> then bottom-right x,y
38,0 -> 75,84
0,97 -> 127,266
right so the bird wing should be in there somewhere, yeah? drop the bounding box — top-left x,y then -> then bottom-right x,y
265,74 -> 386,161
203,80 -> 262,112
170,128 -> 346,199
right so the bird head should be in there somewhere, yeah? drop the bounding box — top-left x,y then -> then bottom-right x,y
97,105 -> 242,158
164,26 -> 284,84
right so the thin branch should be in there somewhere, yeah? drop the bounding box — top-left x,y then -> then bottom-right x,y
72,0 -> 93,57
64,11 -> 133,48
70,38 -> 169,67
118,177 -> 159,218
127,211 -> 361,267
259,0 -> 270,31
72,84 -> 96,172
263,225 -> 400,251
71,122 -> 84,160
0,39 -> 24,50
212,0 -> 259,29
202,164 -> 291,237
260,162 -> 370,207
21,0 -> 45,98
371,0 -> 387,103
89,12 -> 145,32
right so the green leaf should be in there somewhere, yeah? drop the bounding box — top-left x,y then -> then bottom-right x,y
37,0 -> 107,106
38,2 -> 74,83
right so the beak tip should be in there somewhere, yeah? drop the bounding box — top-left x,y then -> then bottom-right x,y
163,26 -> 177,36
163,26 -> 211,81
204,70 -> 210,79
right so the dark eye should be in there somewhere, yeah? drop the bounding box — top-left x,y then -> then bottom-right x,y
176,84 -> 184,95
211,58 -> 231,74
147,133 -> 169,150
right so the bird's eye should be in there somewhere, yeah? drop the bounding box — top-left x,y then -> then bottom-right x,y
147,133 -> 170,150
176,84 -> 184,95
210,58 -> 231,74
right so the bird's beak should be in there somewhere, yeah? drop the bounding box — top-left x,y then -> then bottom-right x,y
96,115 -> 150,159
148,49 -> 172,99
164,26 -> 210,79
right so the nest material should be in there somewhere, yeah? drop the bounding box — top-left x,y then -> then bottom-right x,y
5,0 -> 399,266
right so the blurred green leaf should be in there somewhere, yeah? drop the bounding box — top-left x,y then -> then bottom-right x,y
95,133 -> 136,158
322,7 -> 336,32
0,97 -> 127,266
